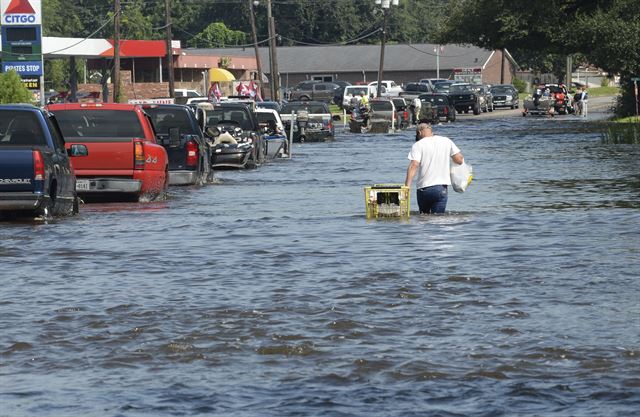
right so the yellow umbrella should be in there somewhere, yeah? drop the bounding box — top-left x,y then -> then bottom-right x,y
209,68 -> 235,82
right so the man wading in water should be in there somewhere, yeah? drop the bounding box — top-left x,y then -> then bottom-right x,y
404,123 -> 464,214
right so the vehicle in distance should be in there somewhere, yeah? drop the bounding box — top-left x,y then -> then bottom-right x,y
0,104 -> 88,217
288,81 -> 341,103
280,101 -> 336,142
342,85 -> 376,110
449,83 -> 481,115
418,93 -> 456,123
47,103 -> 169,202
471,84 -> 494,112
368,80 -> 403,95
490,84 -> 520,109
399,82 -> 432,100
142,104 -> 212,186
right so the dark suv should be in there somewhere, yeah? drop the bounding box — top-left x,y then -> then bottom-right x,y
490,84 -> 520,109
288,81 -> 341,103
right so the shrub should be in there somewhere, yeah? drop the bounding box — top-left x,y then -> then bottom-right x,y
601,77 -> 610,87
511,77 -> 526,93
0,70 -> 34,104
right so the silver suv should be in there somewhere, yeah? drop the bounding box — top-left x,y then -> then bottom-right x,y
288,82 -> 340,103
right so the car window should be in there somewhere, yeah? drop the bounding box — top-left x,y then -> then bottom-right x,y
53,110 -> 144,139
450,84 -> 473,93
370,101 -> 393,111
345,87 -> 369,96
206,108 -> 253,130
281,103 -> 328,114
315,84 -> 327,91
144,107 -> 198,135
0,111 -> 46,146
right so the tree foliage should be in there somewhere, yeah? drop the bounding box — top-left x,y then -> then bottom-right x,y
188,22 -> 247,48
0,70 -> 34,104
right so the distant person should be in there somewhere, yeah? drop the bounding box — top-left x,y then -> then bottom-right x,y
404,123 -> 464,214
580,88 -> 589,117
359,91 -> 369,109
411,97 -> 421,124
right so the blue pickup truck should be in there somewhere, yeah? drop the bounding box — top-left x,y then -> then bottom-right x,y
0,104 -> 88,218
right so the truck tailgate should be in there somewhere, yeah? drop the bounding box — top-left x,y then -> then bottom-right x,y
0,150 -> 35,192
65,139 -> 134,174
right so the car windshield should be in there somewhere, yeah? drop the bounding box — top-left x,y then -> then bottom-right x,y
0,110 -> 46,146
206,108 -> 253,131
420,96 -> 448,105
433,83 -> 452,92
256,112 -> 277,125
281,103 -> 327,114
406,84 -> 429,92
491,86 -> 512,94
257,102 -> 280,111
370,101 -> 393,111
144,107 -> 198,135
450,84 -> 473,93
345,87 -> 369,96
53,110 -> 144,139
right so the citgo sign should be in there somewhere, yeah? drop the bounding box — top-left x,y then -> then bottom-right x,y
1,0 -> 41,26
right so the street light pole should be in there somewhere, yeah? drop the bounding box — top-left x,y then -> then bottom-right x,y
249,0 -> 265,99
266,0 -> 280,102
375,0 -> 397,98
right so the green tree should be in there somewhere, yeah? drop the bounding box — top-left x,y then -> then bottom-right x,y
0,70 -> 34,104
188,22 -> 247,48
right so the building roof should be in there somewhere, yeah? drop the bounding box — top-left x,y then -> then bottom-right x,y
184,43 -> 510,74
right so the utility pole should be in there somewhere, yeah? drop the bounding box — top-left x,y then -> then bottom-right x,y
376,7 -> 388,98
249,0 -> 265,99
165,0 -> 175,98
267,0 -> 279,101
500,47 -> 505,84
113,0 -> 121,102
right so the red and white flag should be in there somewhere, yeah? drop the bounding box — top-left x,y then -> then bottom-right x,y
208,82 -> 222,102
235,82 -> 250,96
249,80 -> 262,101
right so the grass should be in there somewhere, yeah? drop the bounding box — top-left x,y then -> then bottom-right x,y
582,86 -> 621,97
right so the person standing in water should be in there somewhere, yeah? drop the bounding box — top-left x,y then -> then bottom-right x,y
404,123 -> 464,214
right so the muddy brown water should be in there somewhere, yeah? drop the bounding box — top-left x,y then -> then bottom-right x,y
1,109 -> 639,416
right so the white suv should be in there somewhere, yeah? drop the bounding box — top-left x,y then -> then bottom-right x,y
368,80 -> 403,96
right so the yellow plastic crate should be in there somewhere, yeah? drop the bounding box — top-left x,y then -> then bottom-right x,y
364,184 -> 410,219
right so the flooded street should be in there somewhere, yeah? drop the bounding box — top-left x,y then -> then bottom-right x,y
1,109 -> 639,416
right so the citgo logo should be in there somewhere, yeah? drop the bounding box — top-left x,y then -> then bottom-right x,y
3,0 -> 36,24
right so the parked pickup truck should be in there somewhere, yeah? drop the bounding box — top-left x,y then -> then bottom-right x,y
47,103 -> 169,202
0,104 -> 88,217
280,101 -> 337,142
141,104 -> 212,186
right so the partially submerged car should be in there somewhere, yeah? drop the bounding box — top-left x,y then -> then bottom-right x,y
449,83 -> 481,115
490,84 -> 520,109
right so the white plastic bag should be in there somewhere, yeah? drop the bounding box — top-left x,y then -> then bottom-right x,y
450,162 -> 473,193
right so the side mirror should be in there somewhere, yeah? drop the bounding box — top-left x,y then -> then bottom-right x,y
67,144 -> 88,157
332,114 -> 341,122
168,127 -> 180,147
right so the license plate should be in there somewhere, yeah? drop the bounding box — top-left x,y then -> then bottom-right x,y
76,179 -> 90,191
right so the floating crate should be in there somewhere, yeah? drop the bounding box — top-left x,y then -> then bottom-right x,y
364,184 -> 410,219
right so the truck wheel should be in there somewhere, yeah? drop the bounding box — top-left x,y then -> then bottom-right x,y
473,105 -> 480,115
300,96 -> 310,101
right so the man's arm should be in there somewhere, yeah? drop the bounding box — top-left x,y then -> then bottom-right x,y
452,152 -> 464,165
405,160 -> 419,187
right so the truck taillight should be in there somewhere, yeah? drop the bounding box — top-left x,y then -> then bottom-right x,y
33,150 -> 45,181
444,106 -> 448,115
186,140 -> 198,167
134,140 -> 145,170
404,110 -> 408,120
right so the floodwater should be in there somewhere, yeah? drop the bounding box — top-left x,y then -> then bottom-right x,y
1,112 -> 639,417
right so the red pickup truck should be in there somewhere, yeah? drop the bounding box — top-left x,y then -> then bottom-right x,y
46,103 -> 168,201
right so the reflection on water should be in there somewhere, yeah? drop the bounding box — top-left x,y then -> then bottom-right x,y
1,115 -> 639,417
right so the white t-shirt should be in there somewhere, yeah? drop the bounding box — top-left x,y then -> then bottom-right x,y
407,135 -> 461,189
